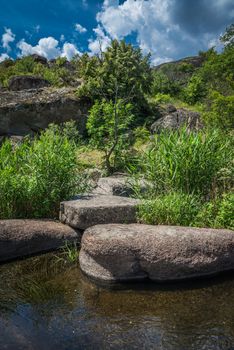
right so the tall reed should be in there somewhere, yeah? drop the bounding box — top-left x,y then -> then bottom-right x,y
0,124 -> 88,219
141,127 -> 233,198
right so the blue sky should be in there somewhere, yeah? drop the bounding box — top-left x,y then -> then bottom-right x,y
0,0 -> 234,65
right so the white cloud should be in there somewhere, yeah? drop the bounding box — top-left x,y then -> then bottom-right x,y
0,53 -> 10,62
82,0 -> 88,8
60,34 -> 65,42
1,28 -> 15,52
75,23 -> 87,33
17,37 -> 61,59
35,25 -> 40,33
88,25 -> 111,55
17,36 -> 80,60
93,0 -> 176,63
94,0 -> 233,64
61,42 -> 80,59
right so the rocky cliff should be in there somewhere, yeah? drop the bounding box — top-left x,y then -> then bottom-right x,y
0,86 -> 91,137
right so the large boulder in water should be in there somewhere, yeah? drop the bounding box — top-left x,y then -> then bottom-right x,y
0,219 -> 81,263
79,224 -> 234,284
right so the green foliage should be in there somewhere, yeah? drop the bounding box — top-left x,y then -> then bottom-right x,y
87,99 -> 134,173
14,56 -> 37,74
220,23 -> 234,49
72,53 -> 99,79
33,61 -> 73,86
178,62 -> 194,73
138,192 -> 201,226
0,123 -> 88,219
198,46 -> 234,96
0,55 -> 75,87
152,71 -> 181,96
141,128 -> 233,197
203,91 -> 234,129
77,40 -> 152,113
0,56 -> 37,86
133,126 -> 151,147
194,192 -> 234,230
153,93 -> 172,104
183,74 -> 207,105
152,59 -> 197,99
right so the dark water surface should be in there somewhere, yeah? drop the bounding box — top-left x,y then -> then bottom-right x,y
0,253 -> 234,350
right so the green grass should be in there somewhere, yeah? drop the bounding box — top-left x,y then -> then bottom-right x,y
135,127 -> 233,229
138,191 -> 234,229
0,123 -> 89,219
60,241 -> 79,263
194,192 -> 234,230
140,127 -> 233,198
138,192 -> 201,226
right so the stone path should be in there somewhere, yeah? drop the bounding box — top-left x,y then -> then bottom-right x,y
79,223 -> 234,284
0,219 -> 80,263
60,194 -> 140,230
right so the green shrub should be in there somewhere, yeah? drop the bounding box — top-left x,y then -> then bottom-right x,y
138,192 -> 201,226
194,192 -> 234,230
152,71 -> 181,96
153,93 -> 172,104
183,74 -> 207,105
203,91 -> 234,129
133,126 -> 151,147
141,128 -> 233,197
178,62 -> 194,73
0,123 -> 88,219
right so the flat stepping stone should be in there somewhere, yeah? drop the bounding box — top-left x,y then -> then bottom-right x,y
0,219 -> 81,263
60,195 -> 140,230
79,224 -> 234,284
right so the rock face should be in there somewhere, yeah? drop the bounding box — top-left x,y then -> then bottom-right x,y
92,175 -> 149,197
8,75 -> 50,91
0,219 -> 81,263
93,176 -> 134,197
154,56 -> 205,71
60,195 -> 140,230
151,108 -> 203,133
30,54 -> 48,65
79,224 -> 234,283
0,87 -> 91,136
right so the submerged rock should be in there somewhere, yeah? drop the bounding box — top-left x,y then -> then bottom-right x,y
0,219 -> 81,263
79,224 -> 234,284
60,195 -> 140,230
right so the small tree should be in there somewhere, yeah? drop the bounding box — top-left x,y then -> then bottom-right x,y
77,40 -> 152,113
87,99 -> 134,173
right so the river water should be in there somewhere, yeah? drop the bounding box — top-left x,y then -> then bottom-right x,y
0,253 -> 234,350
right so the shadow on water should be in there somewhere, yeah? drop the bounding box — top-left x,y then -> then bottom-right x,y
0,252 -> 234,350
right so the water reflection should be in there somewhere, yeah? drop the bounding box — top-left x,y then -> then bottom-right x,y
0,254 -> 234,350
